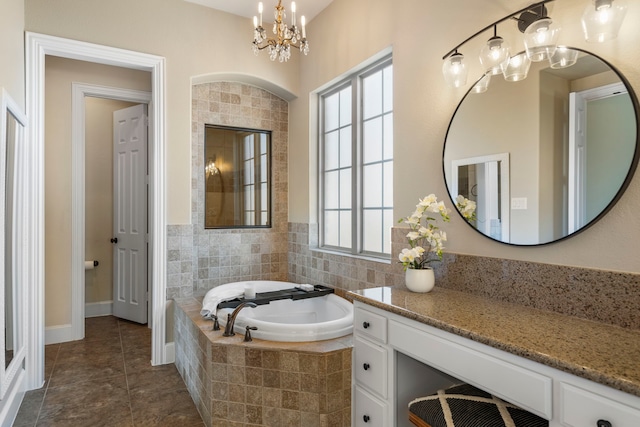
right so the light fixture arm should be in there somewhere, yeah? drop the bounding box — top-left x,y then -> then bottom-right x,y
442,0 -> 554,60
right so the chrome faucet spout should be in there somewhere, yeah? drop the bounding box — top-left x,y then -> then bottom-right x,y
222,302 -> 257,337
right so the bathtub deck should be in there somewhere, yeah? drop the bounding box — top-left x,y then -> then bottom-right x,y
174,296 -> 353,427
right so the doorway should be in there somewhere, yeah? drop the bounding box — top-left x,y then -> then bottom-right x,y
73,86 -> 152,339
25,32 -> 168,391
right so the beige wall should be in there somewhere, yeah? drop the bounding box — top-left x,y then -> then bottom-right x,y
0,0 -> 24,109
26,0 -> 300,225
290,0 -> 640,274
85,97 -> 138,304
27,0 -> 640,285
44,56 -> 150,326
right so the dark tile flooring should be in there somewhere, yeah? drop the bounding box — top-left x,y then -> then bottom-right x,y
13,316 -> 204,427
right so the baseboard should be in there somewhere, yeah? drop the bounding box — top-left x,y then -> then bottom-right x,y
164,342 -> 175,364
45,324 -> 73,345
85,300 -> 113,318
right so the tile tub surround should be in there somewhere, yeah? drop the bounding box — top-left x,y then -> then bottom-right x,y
188,81 -> 289,296
349,286 -> 640,398
174,297 -> 352,427
289,223 -> 640,330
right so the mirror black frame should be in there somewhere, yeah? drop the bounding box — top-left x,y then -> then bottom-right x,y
442,48 -> 640,246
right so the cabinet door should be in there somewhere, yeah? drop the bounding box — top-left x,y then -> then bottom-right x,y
354,385 -> 387,427
561,383 -> 640,427
354,336 -> 388,397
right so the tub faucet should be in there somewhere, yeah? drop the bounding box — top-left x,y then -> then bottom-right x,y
222,302 -> 257,337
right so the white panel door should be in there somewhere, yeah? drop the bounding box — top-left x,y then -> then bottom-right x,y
112,104 -> 147,324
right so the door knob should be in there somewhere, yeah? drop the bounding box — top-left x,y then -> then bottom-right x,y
110,237 -> 118,244
597,421 -> 612,427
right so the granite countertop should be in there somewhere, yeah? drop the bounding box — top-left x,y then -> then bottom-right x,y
348,286 -> 640,398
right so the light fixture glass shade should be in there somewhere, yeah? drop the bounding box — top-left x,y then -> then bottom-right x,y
479,36 -> 511,76
582,0 -> 628,43
442,52 -> 468,88
549,46 -> 579,69
502,53 -> 531,82
470,74 -> 491,94
524,17 -> 561,62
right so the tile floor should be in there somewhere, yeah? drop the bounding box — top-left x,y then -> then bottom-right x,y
13,316 -> 204,427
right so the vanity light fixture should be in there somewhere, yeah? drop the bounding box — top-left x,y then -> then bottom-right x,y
582,0 -> 628,43
252,0 -> 309,62
518,4 -> 561,62
479,26 -> 511,76
502,52 -> 532,82
442,51 -> 469,88
442,0 -> 559,88
470,73 -> 491,94
549,46 -> 580,69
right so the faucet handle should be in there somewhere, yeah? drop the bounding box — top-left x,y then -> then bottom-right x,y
244,326 -> 258,342
211,315 -> 220,331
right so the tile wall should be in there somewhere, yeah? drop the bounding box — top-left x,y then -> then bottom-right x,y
289,223 -> 640,330
167,82 -> 290,299
174,298 -> 352,427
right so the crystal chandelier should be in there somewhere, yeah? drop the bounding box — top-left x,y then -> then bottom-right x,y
252,1 -> 309,62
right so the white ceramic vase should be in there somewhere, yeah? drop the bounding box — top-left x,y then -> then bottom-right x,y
405,268 -> 435,293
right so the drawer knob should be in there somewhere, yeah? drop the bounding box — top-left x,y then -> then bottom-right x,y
363,415 -> 370,423
363,363 -> 370,371
363,321 -> 370,329
597,421 -> 612,427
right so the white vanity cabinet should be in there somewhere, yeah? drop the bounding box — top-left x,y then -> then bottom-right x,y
352,301 -> 640,427
352,305 -> 389,427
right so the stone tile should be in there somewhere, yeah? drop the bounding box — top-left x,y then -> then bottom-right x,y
13,388 -> 45,427
130,388 -> 204,426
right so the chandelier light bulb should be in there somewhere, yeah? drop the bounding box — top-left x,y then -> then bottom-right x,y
524,17 -> 560,62
442,52 -> 468,88
582,0 -> 627,42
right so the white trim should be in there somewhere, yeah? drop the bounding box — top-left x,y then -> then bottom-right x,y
71,83 -> 152,341
451,153 -> 510,242
568,82 -> 626,233
25,32 -> 168,391
85,301 -> 114,318
44,324 -> 73,345
164,341 -> 175,363
0,369 -> 25,427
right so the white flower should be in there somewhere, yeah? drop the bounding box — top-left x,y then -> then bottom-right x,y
398,194 -> 452,270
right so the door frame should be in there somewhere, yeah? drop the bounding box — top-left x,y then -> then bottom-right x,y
568,82 -> 626,233
71,84 -> 152,339
25,32 -> 168,390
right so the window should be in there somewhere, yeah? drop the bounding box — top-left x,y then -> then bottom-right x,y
319,56 -> 393,257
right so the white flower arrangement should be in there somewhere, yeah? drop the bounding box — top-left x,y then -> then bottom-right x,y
398,194 -> 451,270
455,195 -> 477,222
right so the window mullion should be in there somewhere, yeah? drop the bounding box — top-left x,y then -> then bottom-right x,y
352,74 -> 361,256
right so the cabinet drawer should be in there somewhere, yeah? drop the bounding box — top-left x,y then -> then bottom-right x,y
354,336 -> 388,397
354,385 -> 387,427
560,383 -> 640,427
355,307 -> 387,343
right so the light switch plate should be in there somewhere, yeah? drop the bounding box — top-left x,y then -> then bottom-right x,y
511,197 -> 528,210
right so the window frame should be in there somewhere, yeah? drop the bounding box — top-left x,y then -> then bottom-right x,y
318,54 -> 393,259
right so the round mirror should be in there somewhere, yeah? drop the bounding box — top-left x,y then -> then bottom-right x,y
443,48 -> 639,246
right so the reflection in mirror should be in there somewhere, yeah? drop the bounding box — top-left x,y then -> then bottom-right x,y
452,153 -> 510,242
204,125 -> 271,228
444,49 -> 639,245
0,88 -> 26,398
4,111 -> 16,369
